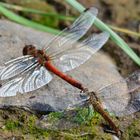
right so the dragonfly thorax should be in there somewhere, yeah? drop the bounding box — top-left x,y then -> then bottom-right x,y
88,91 -> 100,103
23,45 -> 50,65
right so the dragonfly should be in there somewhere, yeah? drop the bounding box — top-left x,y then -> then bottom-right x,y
0,7 -> 110,97
38,70 -> 140,137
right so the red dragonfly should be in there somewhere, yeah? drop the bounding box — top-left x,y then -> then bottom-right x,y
0,7 -> 109,97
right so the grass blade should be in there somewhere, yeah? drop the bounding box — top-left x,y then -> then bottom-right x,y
0,2 -> 75,21
0,5 -> 60,35
1,2 -> 140,37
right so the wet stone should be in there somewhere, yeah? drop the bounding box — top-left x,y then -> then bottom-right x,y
0,20 -> 123,113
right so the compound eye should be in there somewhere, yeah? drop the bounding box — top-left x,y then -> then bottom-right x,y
23,45 -> 36,55
23,46 -> 28,55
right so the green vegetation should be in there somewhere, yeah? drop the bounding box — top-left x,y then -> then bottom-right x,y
0,109 -> 48,139
0,2 -> 75,22
4,114 -> 49,139
5,120 -> 20,131
122,119 -> 140,140
0,107 -> 114,139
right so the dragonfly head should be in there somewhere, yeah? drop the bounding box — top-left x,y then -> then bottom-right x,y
23,45 -> 37,56
23,45 -> 50,65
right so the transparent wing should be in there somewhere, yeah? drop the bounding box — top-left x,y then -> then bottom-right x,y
81,32 -> 109,53
96,70 -> 140,116
0,66 -> 52,97
43,7 -> 98,56
123,92 -> 140,116
19,66 -> 52,93
0,55 -> 37,80
52,32 -> 109,72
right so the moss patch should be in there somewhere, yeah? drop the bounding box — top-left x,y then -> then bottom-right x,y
38,107 -> 113,140
0,108 -> 49,139
122,119 -> 140,140
5,119 -> 20,131
0,107 -> 114,140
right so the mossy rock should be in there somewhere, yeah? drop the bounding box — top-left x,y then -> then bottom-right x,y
0,108 -> 49,139
0,108 -> 114,140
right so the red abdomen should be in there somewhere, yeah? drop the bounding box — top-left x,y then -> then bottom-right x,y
45,61 -> 85,91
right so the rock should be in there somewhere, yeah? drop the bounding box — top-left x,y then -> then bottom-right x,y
0,20 -> 123,113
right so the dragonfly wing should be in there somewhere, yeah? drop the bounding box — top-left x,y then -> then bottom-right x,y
125,70 -> 140,91
52,32 -> 109,72
81,32 -> 109,53
19,66 -> 52,93
120,92 -> 140,116
0,77 -> 23,97
0,66 -> 52,97
0,55 -> 37,80
118,70 -> 140,116
97,70 -> 140,116
44,7 -> 98,56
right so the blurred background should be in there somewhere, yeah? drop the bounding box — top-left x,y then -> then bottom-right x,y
0,0 -> 140,75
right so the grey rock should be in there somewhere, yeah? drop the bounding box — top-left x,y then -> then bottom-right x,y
0,20 -> 122,113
